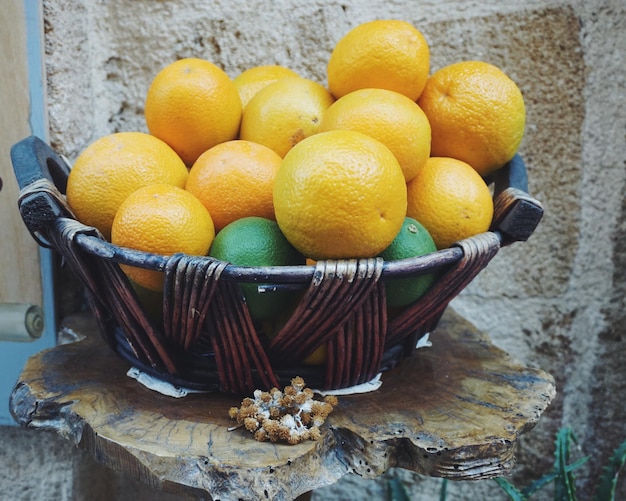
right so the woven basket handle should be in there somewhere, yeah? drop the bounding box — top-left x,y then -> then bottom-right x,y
11,136 -> 72,244
490,154 -> 544,245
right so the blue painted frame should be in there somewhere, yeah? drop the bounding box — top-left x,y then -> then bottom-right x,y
0,0 -> 57,425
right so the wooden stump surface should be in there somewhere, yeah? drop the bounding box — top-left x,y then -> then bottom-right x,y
10,308 -> 555,501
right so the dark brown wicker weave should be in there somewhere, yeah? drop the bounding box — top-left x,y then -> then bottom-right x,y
11,136 -> 543,394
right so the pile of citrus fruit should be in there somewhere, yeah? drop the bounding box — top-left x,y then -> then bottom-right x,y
66,19 -> 526,321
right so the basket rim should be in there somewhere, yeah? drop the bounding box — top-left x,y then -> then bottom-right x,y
71,227 -> 485,285
12,135 -> 538,286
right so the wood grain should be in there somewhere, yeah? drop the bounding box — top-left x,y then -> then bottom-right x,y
10,308 -> 555,501
0,1 -> 42,306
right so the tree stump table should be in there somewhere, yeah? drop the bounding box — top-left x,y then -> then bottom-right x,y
10,307 -> 555,500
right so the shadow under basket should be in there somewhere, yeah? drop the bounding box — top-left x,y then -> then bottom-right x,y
11,136 -> 544,394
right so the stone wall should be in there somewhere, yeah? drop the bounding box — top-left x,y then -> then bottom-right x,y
3,0 -> 625,499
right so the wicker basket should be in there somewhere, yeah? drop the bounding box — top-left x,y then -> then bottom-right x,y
11,136 -> 543,394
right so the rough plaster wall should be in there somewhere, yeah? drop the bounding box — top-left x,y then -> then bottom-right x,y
7,0 -> 621,499
574,0 -> 626,495
0,426 -> 182,501
0,427 -> 75,500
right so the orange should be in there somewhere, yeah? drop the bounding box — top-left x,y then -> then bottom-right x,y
145,57 -> 242,166
111,183 -> 215,291
327,20 -> 430,101
273,130 -> 407,260
417,60 -> 526,177
239,77 -> 335,157
406,157 -> 494,250
320,88 -> 431,182
208,217 -> 305,322
66,132 -> 189,240
379,217 -> 437,308
233,64 -> 300,110
186,140 -> 282,231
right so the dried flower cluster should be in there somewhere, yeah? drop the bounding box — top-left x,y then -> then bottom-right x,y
228,377 -> 338,444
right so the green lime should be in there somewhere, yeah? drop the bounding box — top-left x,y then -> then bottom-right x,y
379,217 -> 438,308
209,216 -> 305,322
